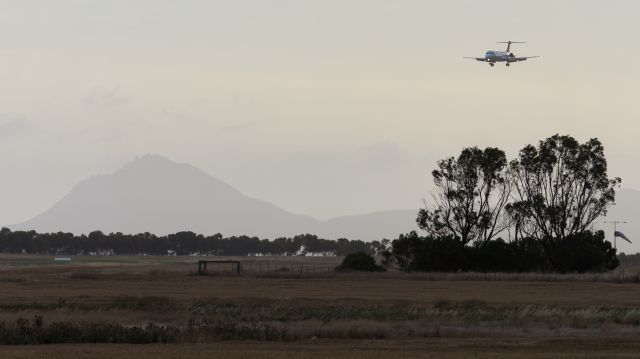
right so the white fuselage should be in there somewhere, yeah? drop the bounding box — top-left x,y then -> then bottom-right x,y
485,50 -> 514,62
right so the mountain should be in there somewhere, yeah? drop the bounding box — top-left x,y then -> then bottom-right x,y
11,155 -> 639,251
15,155 -> 317,238
13,155 -> 418,240
319,210 -> 417,241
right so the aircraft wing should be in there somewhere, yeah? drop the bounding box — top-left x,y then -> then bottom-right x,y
463,57 -> 487,62
509,56 -> 541,62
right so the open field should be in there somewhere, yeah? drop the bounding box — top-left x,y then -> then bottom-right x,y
0,255 -> 639,357
3,338 -> 640,359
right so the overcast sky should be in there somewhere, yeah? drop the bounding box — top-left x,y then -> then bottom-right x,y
1,0 -> 639,227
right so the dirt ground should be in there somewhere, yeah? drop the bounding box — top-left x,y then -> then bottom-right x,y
1,337 -> 640,359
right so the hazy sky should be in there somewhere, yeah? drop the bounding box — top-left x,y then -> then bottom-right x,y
1,0 -> 639,226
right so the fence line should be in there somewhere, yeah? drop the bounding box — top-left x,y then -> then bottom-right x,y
197,260 -> 334,275
241,262 -> 333,273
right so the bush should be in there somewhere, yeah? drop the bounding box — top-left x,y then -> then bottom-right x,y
0,316 -> 180,345
385,230 -> 618,273
547,231 -> 619,273
109,295 -> 177,312
337,252 -> 385,272
385,232 -> 468,272
469,239 -> 517,272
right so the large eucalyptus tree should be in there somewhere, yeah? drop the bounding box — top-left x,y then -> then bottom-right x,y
507,134 -> 621,242
417,147 -> 511,245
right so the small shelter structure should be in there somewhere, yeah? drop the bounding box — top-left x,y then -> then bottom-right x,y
197,260 -> 241,275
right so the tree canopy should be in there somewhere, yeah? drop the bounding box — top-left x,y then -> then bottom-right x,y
417,146 -> 510,244
507,134 -> 621,241
0,228 -> 381,257
408,134 -> 622,273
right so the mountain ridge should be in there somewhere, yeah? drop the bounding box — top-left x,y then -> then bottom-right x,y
12,155 -> 638,251
13,155 -> 418,241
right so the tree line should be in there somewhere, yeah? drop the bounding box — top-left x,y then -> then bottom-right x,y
385,134 -> 622,273
0,134 -> 625,273
0,228 -> 383,257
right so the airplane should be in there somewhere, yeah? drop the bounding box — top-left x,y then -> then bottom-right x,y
464,41 -> 540,67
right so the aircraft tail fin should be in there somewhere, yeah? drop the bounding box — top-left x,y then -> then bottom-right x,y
497,41 -> 526,53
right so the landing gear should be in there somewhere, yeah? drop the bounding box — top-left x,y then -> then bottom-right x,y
489,63 -> 495,67
506,63 -> 510,67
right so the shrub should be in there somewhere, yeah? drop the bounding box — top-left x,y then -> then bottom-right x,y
337,252 -> 385,272
386,230 -> 618,273
385,232 -> 468,272
109,295 -> 177,312
547,231 -> 619,273
0,316 -> 180,345
187,319 -> 287,341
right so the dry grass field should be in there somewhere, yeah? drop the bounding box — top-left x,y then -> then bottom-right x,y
1,255 -> 639,358
3,338 -> 640,359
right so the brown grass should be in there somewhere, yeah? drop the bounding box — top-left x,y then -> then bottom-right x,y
1,255 -> 640,356
2,263 -> 640,306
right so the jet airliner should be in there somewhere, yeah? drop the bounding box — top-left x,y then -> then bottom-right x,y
464,41 -> 540,67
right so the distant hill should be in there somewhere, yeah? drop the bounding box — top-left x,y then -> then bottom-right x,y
319,210 -> 417,241
15,155 -> 635,250
13,155 -> 418,241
